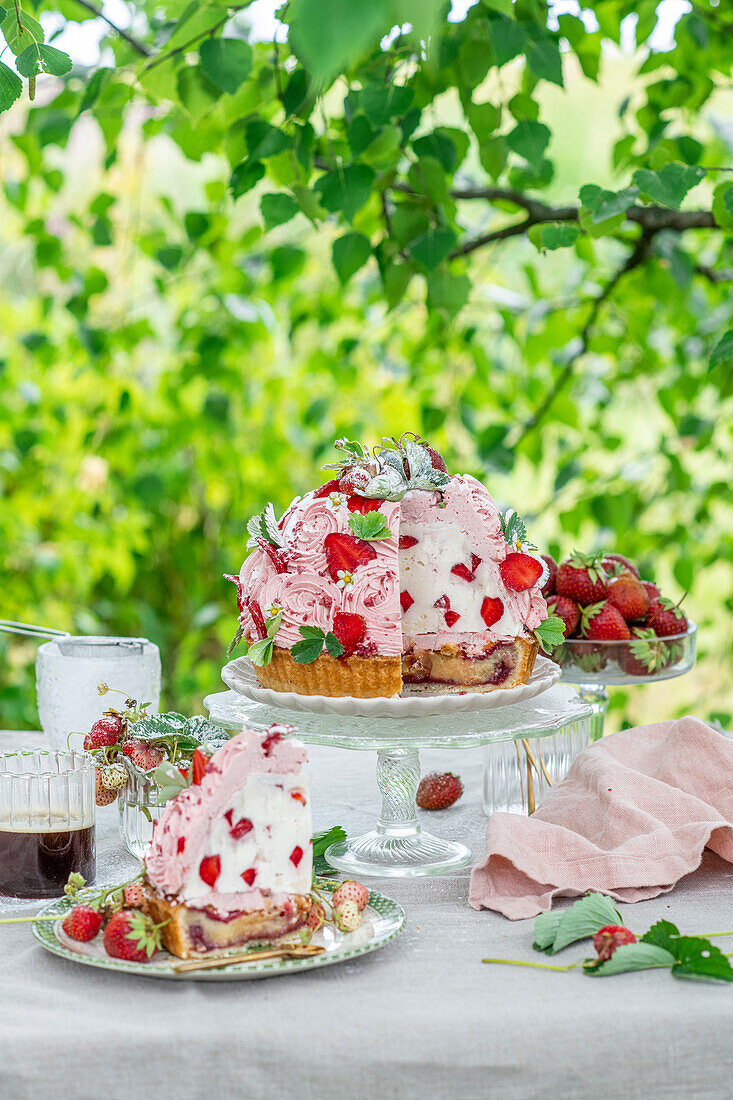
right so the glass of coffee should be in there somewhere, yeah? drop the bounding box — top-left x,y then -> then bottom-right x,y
0,749 -> 95,899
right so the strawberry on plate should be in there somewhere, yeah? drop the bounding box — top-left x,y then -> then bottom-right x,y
62,905 -> 103,943
645,597 -> 688,637
606,575 -> 650,623
580,600 -> 631,641
556,552 -> 608,606
103,909 -> 163,962
324,532 -> 377,583
499,552 -> 543,592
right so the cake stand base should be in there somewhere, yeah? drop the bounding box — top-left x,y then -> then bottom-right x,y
325,747 -> 472,878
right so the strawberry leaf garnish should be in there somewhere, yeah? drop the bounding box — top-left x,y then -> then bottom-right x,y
291,626 -> 327,664
347,511 -> 391,540
246,502 -> 283,549
533,892 -> 622,954
584,942 -> 676,976
247,611 -> 283,666
499,508 -> 537,550
324,631 -> 345,658
532,614 -> 566,654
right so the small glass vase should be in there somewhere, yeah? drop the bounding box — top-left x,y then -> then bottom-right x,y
483,716 -> 592,816
118,761 -> 163,860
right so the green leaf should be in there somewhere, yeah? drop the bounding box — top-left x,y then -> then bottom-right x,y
332,232 -> 371,283
199,38 -> 252,95
528,223 -> 578,251
247,636 -> 275,666
287,0 -> 388,84
671,938 -> 733,983
585,942 -> 675,976
506,120 -> 551,164
488,16 -> 525,67
245,119 -> 293,160
324,631 -> 345,658
426,270 -> 470,316
533,893 -> 622,954
0,59 -> 22,112
533,614 -> 567,654
230,160 -> 265,199
632,164 -> 706,210
526,36 -> 564,87
712,183 -> 733,229
260,192 -> 299,230
312,825 -> 346,877
314,164 -> 375,221
1,7 -> 43,56
347,510 -> 391,540
362,83 -> 413,125
291,636 -> 325,663
17,43 -> 72,77
641,919 -> 680,953
579,184 -> 638,224
710,331 -> 733,369
408,227 -> 456,272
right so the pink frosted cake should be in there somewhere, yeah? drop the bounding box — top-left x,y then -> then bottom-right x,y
228,436 -> 561,698
142,723 -> 312,958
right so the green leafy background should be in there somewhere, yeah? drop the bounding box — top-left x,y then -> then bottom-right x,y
1,0 -> 732,731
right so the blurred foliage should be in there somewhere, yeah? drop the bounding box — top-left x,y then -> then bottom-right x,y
0,0 -> 732,730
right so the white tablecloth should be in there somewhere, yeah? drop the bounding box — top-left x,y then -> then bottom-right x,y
2,728 -> 732,1100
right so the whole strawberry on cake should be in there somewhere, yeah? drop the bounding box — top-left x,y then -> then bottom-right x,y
227,436 -> 564,698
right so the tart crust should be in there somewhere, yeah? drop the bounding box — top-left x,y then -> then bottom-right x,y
251,646 -> 402,698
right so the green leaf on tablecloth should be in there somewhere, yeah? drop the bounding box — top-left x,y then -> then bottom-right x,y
584,942 -> 676,976
640,919 -> 680,953
671,938 -> 733,983
533,892 -> 622,954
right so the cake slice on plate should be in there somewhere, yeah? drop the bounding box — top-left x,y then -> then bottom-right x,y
142,723 -> 312,958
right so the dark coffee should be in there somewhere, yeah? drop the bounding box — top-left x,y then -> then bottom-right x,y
0,825 -> 95,898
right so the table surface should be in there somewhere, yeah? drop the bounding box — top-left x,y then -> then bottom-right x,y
2,728 -> 732,1100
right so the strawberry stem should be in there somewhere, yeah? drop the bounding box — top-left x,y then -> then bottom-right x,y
0,915 -> 59,924
481,957 -> 583,971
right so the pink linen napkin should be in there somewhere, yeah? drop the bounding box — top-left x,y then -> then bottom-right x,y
469,716 -> 733,919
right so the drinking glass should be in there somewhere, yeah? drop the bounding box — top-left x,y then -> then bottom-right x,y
0,749 -> 96,898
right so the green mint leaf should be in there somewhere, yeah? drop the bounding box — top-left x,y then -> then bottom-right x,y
347,511 -> 391,540
247,637 -> 275,666
584,942 -> 676,976
325,631 -> 345,657
534,892 -> 622,954
533,614 -> 567,654
291,637 -> 325,664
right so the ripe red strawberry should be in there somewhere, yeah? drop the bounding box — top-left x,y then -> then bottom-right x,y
602,553 -> 640,579
339,467 -> 371,494
103,909 -> 162,962
618,627 -> 677,677
240,868 -> 257,886
199,854 -> 221,887
581,601 -> 631,641
606,575 -> 650,623
556,552 -> 608,605
499,552 -> 543,592
399,535 -> 418,549
254,536 -> 287,574
416,771 -> 463,811
95,768 -> 117,806
313,478 -> 343,498
646,597 -> 688,637
229,816 -> 254,840
451,562 -> 474,582
291,791 -> 307,805
84,713 -> 124,751
62,905 -> 103,942
593,924 -> 636,961
641,580 -> 660,601
290,845 -> 304,867
400,590 -> 414,612
540,554 -> 557,598
481,596 -> 504,628
420,442 -> 447,472
434,594 -> 450,609
332,879 -> 369,911
122,739 -> 164,771
324,532 -> 377,582
331,611 -> 366,657
444,610 -> 461,627
191,749 -> 208,786
346,495 -> 381,514
123,883 -> 145,907
546,594 -> 580,637
248,599 -> 267,639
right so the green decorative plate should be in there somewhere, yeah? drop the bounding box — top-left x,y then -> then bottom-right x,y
32,887 -> 405,981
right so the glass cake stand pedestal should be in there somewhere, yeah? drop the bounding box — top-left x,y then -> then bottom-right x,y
204,684 -> 592,878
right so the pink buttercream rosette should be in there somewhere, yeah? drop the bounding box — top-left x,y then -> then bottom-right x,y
259,572 -> 342,649
343,559 -> 401,655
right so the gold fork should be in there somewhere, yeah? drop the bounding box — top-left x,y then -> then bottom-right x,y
172,943 -> 325,973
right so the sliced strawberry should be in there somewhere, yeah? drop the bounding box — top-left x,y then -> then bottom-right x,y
191,749 -> 208,786
324,532 -> 377,582
450,563 -> 474,582
261,729 -> 283,756
347,495 -> 381,514
313,478 -> 343,498
332,611 -> 366,657
177,837 -> 186,854
224,809 -> 233,826
290,846 -> 304,868
444,609 -> 461,627
399,535 -> 418,549
481,596 -> 504,628
224,573 -> 245,613
248,600 -> 267,639
499,552 -> 543,592
291,791 -> 307,805
471,553 -> 482,573
400,590 -> 414,612
255,537 -> 287,574
178,767 -> 189,780
241,868 -> 257,886
230,816 -> 254,840
434,594 -> 450,609
199,855 -> 221,888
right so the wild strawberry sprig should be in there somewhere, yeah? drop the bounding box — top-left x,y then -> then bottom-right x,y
304,878 -> 370,939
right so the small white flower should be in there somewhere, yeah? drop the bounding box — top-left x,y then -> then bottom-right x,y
326,492 -> 347,509
264,603 -> 283,619
336,570 -> 354,590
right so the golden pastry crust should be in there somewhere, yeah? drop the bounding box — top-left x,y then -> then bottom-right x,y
251,645 -> 402,698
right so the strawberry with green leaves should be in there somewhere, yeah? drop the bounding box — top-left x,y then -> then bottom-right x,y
103,909 -> 165,963
646,597 -> 688,638
556,552 -> 608,606
580,601 -> 631,641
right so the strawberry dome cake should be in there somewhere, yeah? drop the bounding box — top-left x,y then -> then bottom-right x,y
227,436 -> 561,699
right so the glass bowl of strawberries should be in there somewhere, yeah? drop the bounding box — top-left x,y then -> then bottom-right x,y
539,551 -> 697,732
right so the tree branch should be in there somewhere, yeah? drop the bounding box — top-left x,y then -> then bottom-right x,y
143,7 -> 248,71
694,263 -> 733,284
71,0 -> 151,57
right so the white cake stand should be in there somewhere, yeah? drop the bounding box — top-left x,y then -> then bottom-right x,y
204,659 -> 592,878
